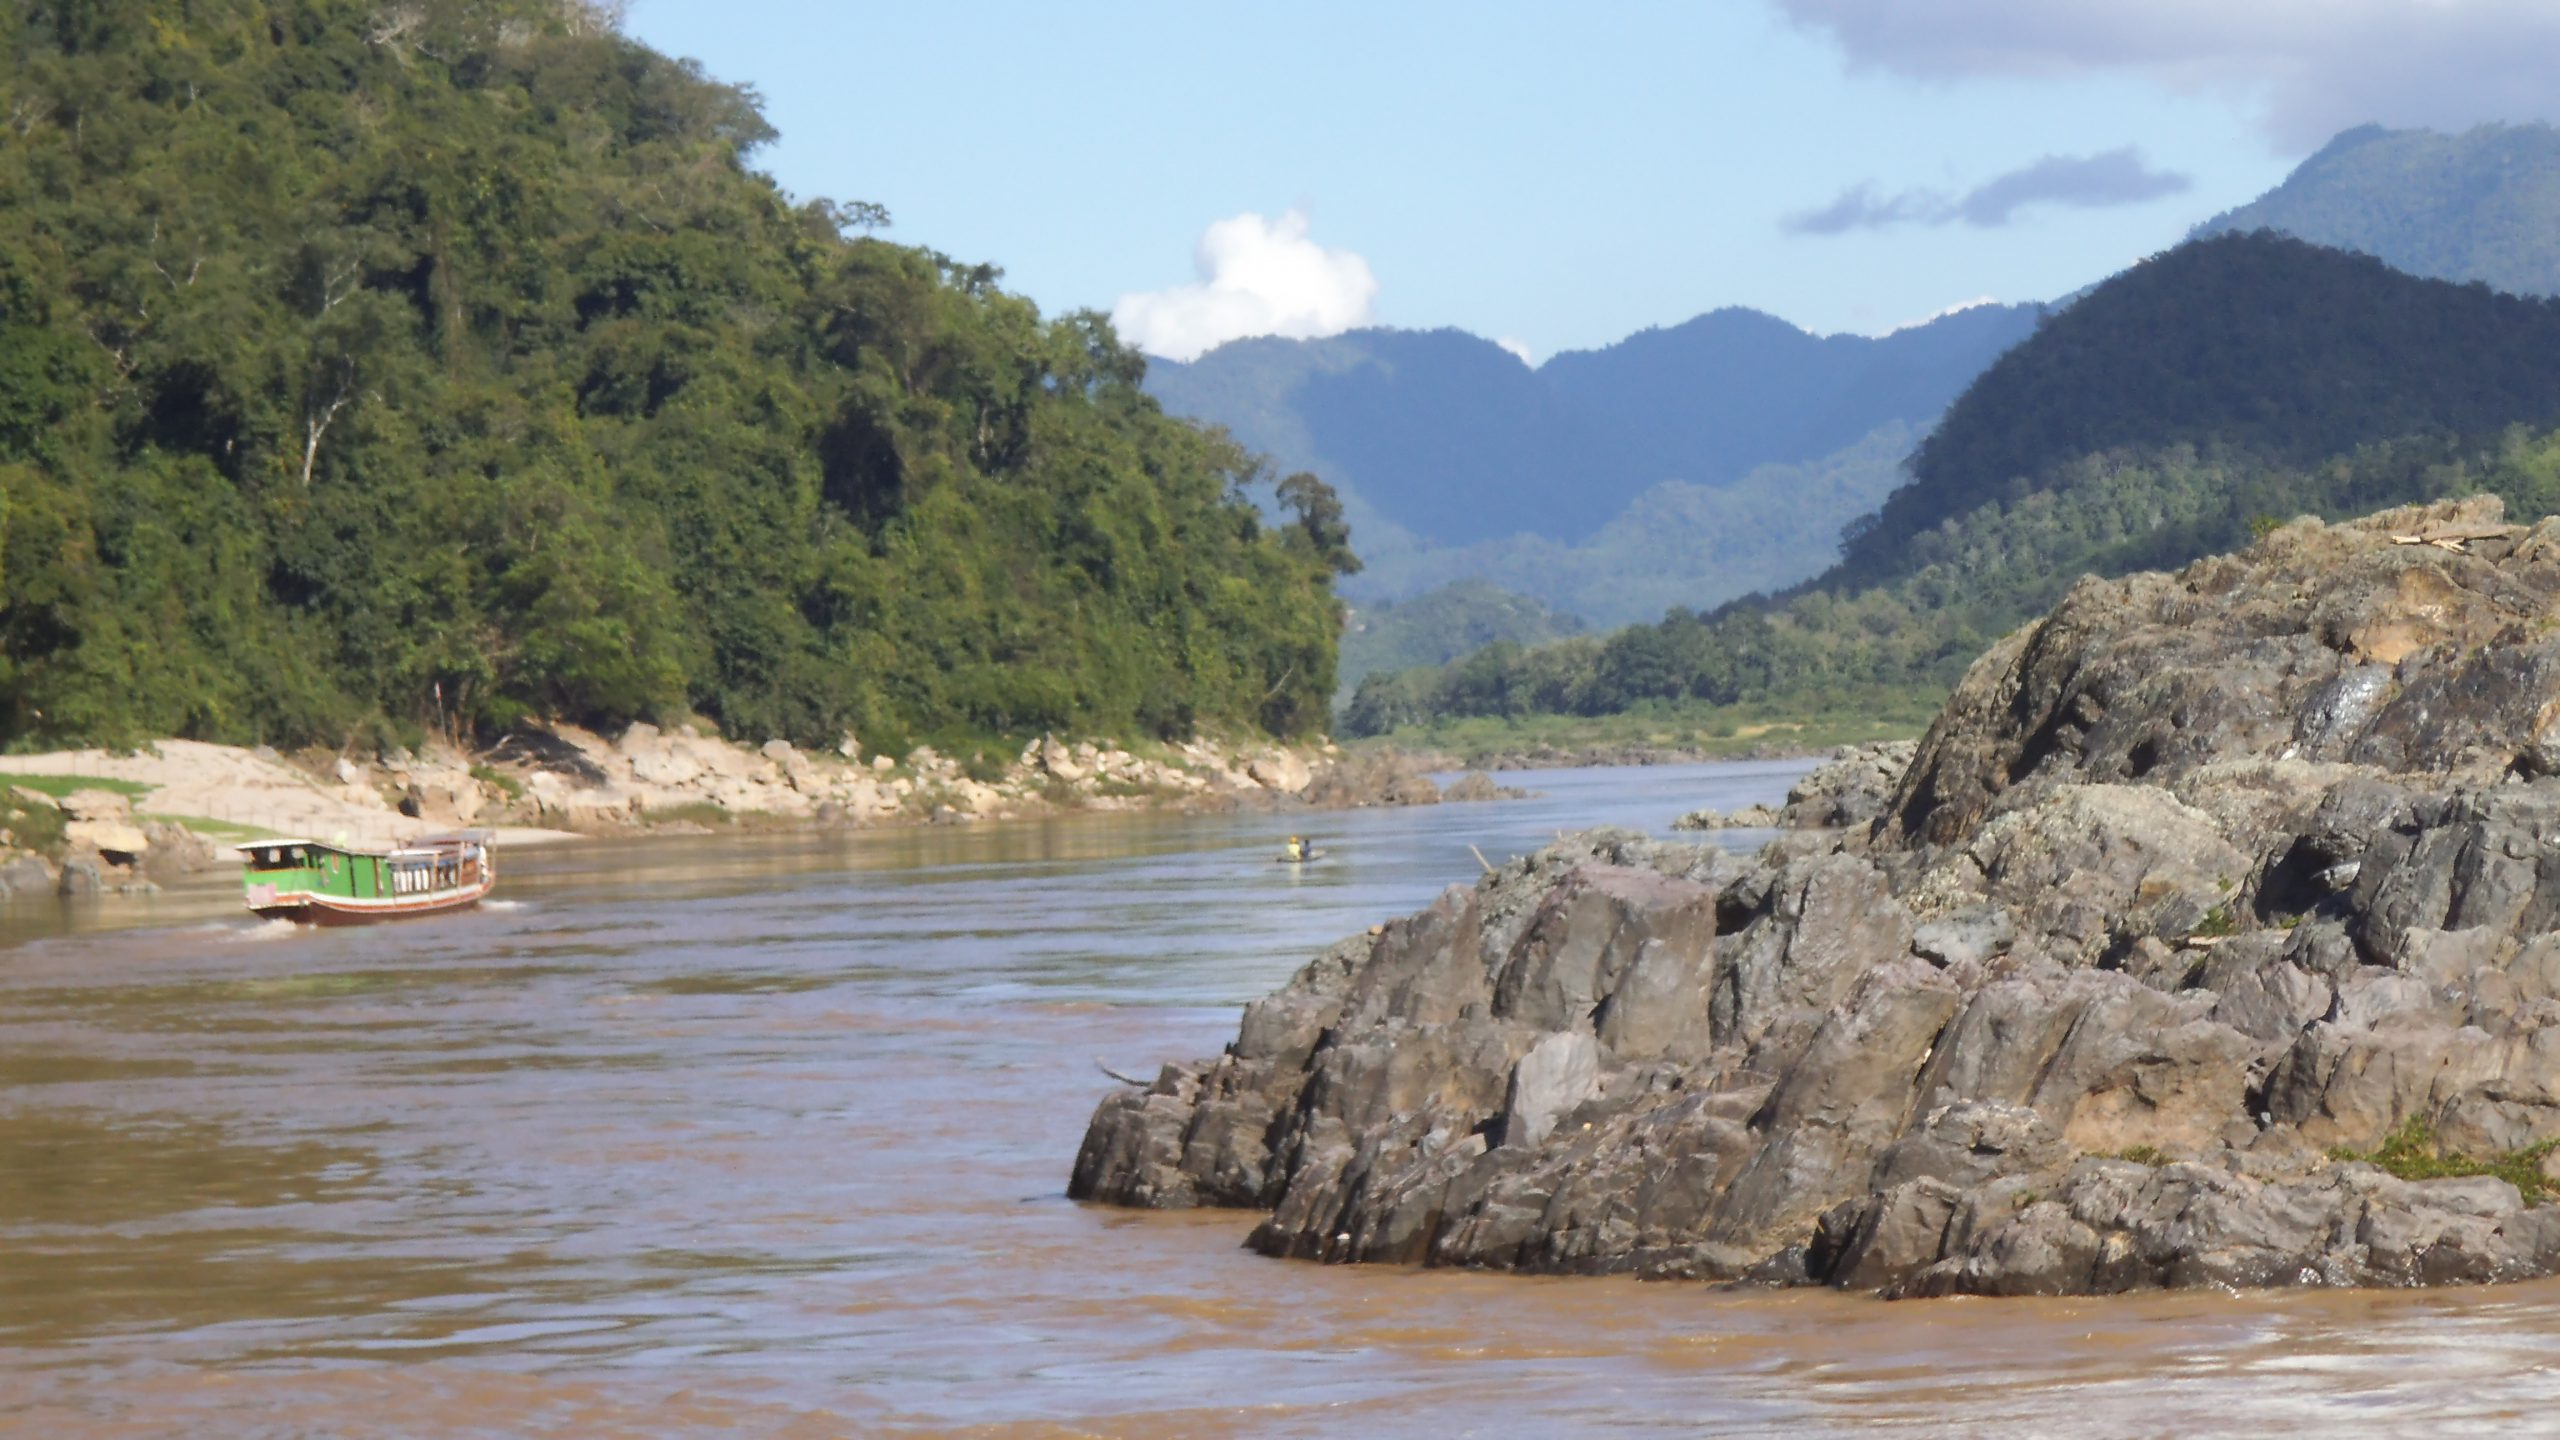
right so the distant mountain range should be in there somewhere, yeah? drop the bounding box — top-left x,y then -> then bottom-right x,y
1160,120 -> 2560,692
1348,229 -> 2560,736
2196,122 -> 2560,298
1144,303 -> 2040,627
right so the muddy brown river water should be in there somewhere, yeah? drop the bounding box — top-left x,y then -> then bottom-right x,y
6,760 -> 2560,1437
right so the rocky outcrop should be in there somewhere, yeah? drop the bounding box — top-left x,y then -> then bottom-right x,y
0,854 -> 52,903
1779,740 -> 1918,830
1442,771 -> 1530,804
0,784 -> 216,902
1297,751 -> 1444,808
1669,737 -> 1914,830
1074,498 -> 2560,1298
1676,741 -> 1918,832
1672,802 -> 1779,831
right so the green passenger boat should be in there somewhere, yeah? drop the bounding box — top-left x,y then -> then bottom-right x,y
237,831 -> 496,925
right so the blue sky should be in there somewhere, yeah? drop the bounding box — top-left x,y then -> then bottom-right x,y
624,1 -> 2558,358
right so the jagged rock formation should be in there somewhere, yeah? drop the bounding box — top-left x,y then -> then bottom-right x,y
1074,498 -> 2560,1297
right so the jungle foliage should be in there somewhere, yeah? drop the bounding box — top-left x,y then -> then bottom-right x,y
0,0 -> 1347,751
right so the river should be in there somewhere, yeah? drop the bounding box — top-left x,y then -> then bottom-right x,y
3,759 -> 2558,1437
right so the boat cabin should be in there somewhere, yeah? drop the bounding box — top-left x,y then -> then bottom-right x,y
238,831 -> 495,924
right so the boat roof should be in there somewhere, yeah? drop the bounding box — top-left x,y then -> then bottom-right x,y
234,830 -> 491,858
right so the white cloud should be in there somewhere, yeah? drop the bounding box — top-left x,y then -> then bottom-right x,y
1884,295 -> 1999,335
1110,210 -> 1379,361
1494,336 -> 1535,365
1774,0 -> 2560,148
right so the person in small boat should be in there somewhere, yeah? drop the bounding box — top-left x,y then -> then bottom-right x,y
1282,835 -> 1307,862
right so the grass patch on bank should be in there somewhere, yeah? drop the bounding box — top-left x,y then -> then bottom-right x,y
1351,693 -> 1941,767
2328,1118 -> 2560,1203
0,789 -> 68,857
470,764 -> 524,802
139,813 -> 286,844
0,772 -> 151,800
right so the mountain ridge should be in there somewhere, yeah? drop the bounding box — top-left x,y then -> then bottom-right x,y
2193,121 -> 2560,297
1150,302 -> 2041,548
1345,230 -> 2560,737
1145,301 -> 2041,633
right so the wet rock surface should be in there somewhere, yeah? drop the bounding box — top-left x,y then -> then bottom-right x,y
1074,499 -> 2560,1298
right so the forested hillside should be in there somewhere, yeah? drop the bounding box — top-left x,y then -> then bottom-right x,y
2195,123 -> 2560,298
1336,580 -> 1582,695
1832,234 -> 2560,589
1347,234 -> 2560,736
0,0 -> 1348,751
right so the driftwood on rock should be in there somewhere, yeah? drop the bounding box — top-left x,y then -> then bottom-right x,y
1072,497 -> 2560,1298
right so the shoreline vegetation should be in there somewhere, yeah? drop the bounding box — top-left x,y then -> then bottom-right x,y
0,723 -> 1543,907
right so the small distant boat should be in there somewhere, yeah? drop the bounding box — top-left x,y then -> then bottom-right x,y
1273,847 -> 1330,864
237,831 -> 496,925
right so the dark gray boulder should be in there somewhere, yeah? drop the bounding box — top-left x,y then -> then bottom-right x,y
1074,498 -> 2560,1297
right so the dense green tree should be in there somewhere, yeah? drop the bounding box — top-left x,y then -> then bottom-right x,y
0,0 -> 1342,749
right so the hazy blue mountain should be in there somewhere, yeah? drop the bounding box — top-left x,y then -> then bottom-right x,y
1348,231 -> 2560,736
1149,306 -> 2036,549
1535,303 -> 2040,513
1142,303 -> 2039,629
1348,424 -> 1917,629
2194,123 -> 2560,297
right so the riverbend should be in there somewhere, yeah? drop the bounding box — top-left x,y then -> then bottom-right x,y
6,760 -> 2560,1436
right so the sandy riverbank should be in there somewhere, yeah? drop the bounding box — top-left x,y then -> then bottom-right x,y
0,723 -> 1506,904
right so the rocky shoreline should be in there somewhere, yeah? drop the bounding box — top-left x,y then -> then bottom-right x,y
1671,740 -> 1917,832
0,725 -> 1509,908
1415,738 -> 1865,772
1073,498 -> 2560,1299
